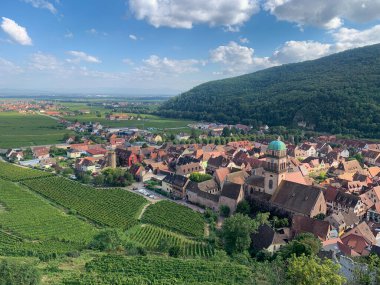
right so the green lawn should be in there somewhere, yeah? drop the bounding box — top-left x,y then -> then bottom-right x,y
0,112 -> 72,148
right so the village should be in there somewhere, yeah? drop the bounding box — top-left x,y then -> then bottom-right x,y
4,114 -> 380,280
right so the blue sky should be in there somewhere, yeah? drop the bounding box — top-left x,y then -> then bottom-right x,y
1,0 -> 380,94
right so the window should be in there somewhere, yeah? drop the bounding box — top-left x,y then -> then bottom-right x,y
269,180 -> 273,189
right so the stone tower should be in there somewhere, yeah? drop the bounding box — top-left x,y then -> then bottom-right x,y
107,150 -> 117,169
264,139 -> 287,195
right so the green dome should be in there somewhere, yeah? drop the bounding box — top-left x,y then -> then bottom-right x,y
268,140 -> 286,151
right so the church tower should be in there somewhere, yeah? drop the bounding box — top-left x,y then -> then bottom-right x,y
264,139 -> 287,195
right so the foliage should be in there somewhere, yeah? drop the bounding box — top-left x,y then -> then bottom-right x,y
189,172 -> 212,183
219,205 -> 230,217
23,176 -> 148,229
49,146 -> 67,157
168,245 -> 182,257
279,233 -> 322,259
89,230 -> 125,252
221,213 -> 269,255
129,225 -> 214,257
0,161 -> 52,182
141,200 -> 205,237
159,44 -> 380,138
99,167 -> 135,187
82,255 -> 253,285
270,216 -> 289,228
0,259 -> 41,285
287,254 -> 345,285
236,200 -> 251,215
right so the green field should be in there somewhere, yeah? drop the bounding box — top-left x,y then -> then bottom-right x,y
0,160 -> 52,181
128,225 -> 214,257
0,112 -> 71,148
142,200 -> 205,237
0,179 -> 97,243
23,176 -> 148,229
64,255 -> 253,285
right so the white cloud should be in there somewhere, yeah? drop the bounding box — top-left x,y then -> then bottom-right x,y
30,52 -> 62,71
22,0 -> 57,14
64,31 -> 73,38
263,0 -> 380,29
0,17 -> 32,46
129,0 -> 260,30
239,37 -> 249,44
210,41 -> 265,74
129,34 -> 137,40
87,28 -> 98,35
332,25 -> 380,51
0,57 -> 23,74
122,58 -> 134,65
272,40 -> 332,64
66,51 -> 101,64
135,55 -> 202,78
210,40 -> 332,75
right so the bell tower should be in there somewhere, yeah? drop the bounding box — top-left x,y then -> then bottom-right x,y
264,139 -> 287,195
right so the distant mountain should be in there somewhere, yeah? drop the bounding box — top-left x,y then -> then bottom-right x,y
160,44 -> 380,138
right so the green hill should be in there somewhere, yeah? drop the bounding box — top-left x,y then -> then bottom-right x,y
160,44 -> 380,138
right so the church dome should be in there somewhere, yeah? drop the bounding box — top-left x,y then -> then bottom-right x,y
268,139 -> 286,151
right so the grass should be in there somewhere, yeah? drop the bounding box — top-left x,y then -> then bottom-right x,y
0,178 -> 97,244
0,160 -> 52,181
0,112 -> 72,148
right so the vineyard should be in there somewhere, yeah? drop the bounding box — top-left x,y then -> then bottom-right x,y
141,200 -> 205,237
0,179 -> 97,243
0,160 -> 52,181
129,225 -> 214,257
0,230 -> 82,259
80,255 -> 253,285
22,176 -> 148,229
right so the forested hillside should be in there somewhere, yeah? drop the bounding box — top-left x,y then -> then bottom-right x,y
160,44 -> 380,138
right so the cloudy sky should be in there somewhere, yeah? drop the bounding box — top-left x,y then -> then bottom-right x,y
1,0 -> 380,94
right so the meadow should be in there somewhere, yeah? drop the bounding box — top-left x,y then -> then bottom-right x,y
0,112 -> 71,148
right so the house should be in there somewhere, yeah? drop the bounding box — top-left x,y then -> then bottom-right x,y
291,215 -> 333,241
162,173 -> 189,198
251,224 -> 290,254
67,149 -> 82,159
270,181 -> 327,218
129,164 -> 146,182
333,191 -> 366,217
175,133 -> 190,141
32,147 -> 50,160
366,202 -> 380,223
86,148 -> 107,158
175,156 -> 203,176
206,155 -> 230,174
6,149 -> 23,161
362,150 -> 380,166
116,149 -> 139,167
75,157 -> 96,173
294,143 -> 317,159
325,211 -> 359,237
339,222 -> 376,256
186,179 -> 220,210
219,181 -> 244,213
147,134 -> 163,144
106,113 -> 129,120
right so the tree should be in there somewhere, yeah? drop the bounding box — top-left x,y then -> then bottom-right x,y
221,213 -> 269,255
279,233 -> 322,259
236,200 -> 251,215
189,172 -> 212,183
94,174 -> 105,186
287,255 -> 345,285
219,205 -> 230,217
89,230 -> 124,252
222,127 -> 231,137
0,259 -> 40,285
168,245 -> 182,257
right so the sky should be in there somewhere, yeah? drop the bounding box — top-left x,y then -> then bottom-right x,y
1,0 -> 380,95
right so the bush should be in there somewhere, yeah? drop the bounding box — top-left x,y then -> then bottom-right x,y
219,205 -> 230,217
168,245 -> 182,258
89,230 -> 124,252
0,259 -> 41,285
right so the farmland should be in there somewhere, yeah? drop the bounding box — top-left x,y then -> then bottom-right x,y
0,112 -> 71,148
0,178 -> 97,243
0,160 -> 52,181
141,200 -> 205,237
23,176 -> 148,229
129,225 -> 214,257
64,255 -> 253,285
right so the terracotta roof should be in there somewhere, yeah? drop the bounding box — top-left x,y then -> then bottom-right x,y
292,215 -> 331,241
284,171 -> 309,185
341,222 -> 376,245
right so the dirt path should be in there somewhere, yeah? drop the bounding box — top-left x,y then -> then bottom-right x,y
138,202 -> 152,220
